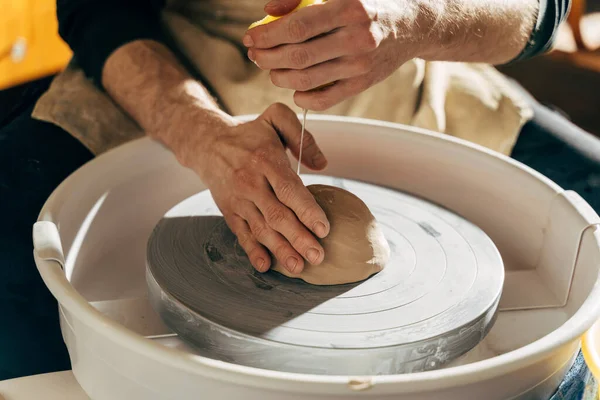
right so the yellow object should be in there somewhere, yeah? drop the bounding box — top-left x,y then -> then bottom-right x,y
582,319 -> 600,383
248,0 -> 332,91
0,0 -> 72,90
248,0 -> 325,29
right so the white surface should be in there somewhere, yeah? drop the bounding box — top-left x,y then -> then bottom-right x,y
32,116 -> 600,399
0,371 -> 89,400
146,175 -> 504,374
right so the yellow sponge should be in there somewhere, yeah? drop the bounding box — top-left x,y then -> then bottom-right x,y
248,0 -> 333,91
249,0 -> 325,29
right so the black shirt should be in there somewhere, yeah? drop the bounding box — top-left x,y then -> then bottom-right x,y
56,0 -> 571,87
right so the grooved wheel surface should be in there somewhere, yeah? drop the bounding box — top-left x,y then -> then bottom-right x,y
147,175 -> 504,373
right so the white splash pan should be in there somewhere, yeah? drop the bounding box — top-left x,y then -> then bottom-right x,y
33,116 -> 600,400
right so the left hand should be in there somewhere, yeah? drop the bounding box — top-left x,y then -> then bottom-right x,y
244,0 -> 419,111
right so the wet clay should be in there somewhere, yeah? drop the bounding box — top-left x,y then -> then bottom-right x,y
273,184 -> 391,285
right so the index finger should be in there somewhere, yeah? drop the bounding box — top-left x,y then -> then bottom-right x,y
265,164 -> 330,238
246,1 -> 342,49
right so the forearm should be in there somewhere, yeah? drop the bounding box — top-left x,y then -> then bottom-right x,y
58,0 -> 230,165
102,40 -> 233,166
412,0 -> 539,65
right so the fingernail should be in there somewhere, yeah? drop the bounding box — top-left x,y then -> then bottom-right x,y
247,49 -> 255,62
286,256 -> 299,272
306,248 -> 321,264
312,151 -> 327,168
265,0 -> 282,10
256,258 -> 266,271
243,35 -> 254,47
313,222 -> 328,238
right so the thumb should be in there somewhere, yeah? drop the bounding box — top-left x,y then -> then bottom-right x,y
264,0 -> 302,17
263,103 -> 328,170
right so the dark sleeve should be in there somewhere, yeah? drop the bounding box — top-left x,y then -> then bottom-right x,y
57,0 -> 167,86
509,0 -> 571,63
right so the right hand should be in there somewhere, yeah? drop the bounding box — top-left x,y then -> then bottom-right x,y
181,103 -> 330,274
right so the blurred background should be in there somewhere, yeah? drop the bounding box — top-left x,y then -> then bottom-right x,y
1,0 -> 599,133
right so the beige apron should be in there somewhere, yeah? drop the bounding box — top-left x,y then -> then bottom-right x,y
32,0 -> 533,156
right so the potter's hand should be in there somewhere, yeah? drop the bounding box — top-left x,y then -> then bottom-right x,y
244,0 -> 540,111
244,0 -> 417,111
192,103 -> 330,273
100,41 -> 330,275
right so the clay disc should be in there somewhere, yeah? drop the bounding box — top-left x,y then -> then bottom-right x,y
146,175 -> 504,375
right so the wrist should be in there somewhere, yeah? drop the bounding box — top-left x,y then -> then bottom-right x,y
407,0 -> 538,64
102,40 -> 236,168
406,0 -> 452,61
157,94 -> 237,170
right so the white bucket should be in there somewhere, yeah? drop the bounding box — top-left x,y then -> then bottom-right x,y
33,116 -> 600,399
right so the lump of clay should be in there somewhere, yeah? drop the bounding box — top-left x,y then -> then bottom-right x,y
273,184 -> 390,285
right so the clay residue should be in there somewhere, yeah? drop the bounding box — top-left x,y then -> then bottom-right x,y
418,221 -> 441,238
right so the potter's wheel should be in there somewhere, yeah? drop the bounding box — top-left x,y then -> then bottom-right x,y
146,175 -> 504,375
